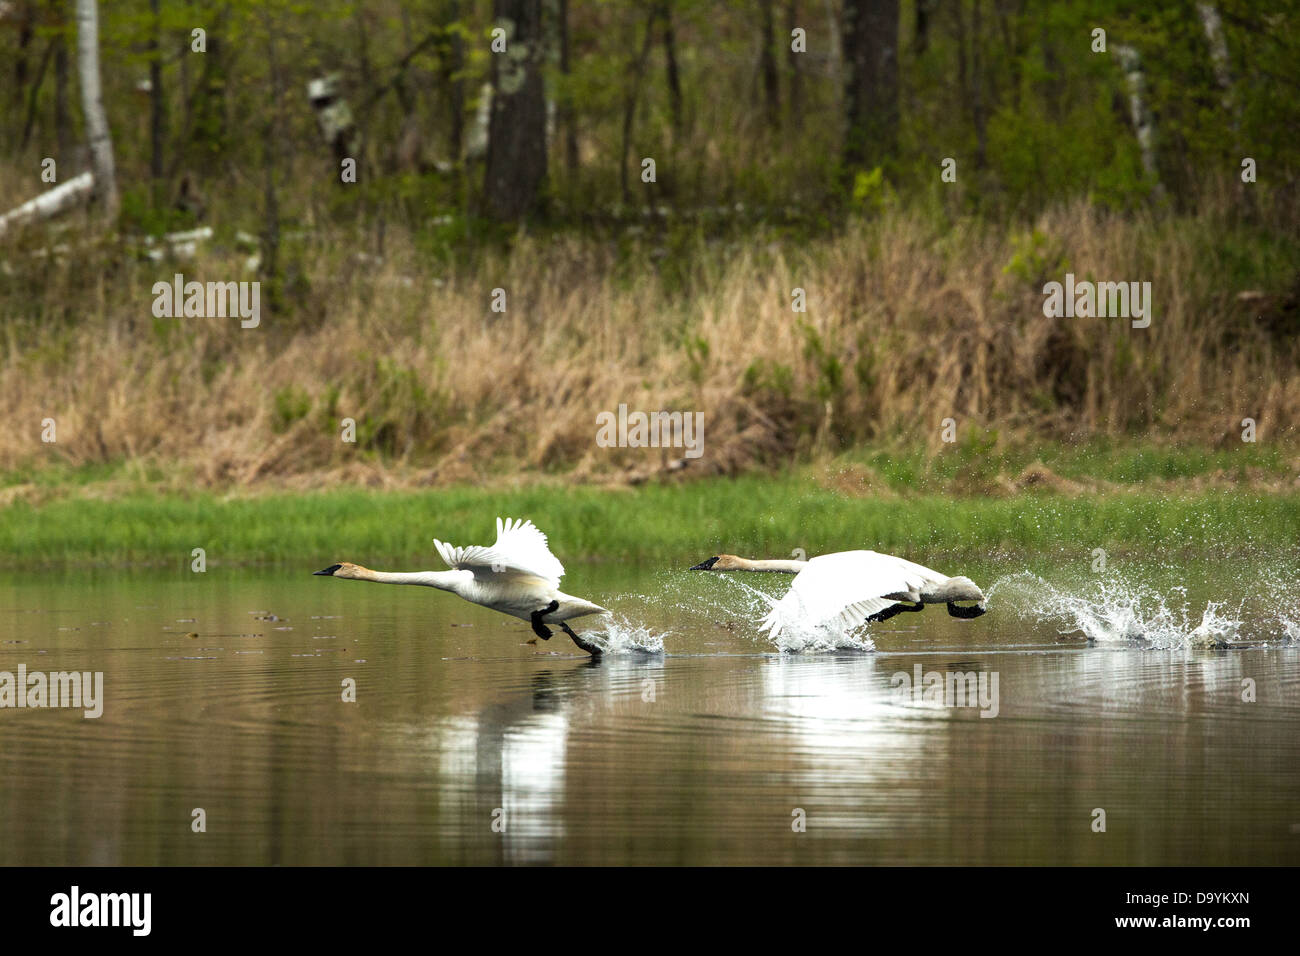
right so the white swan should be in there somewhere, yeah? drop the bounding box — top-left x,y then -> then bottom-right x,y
314,517 -> 609,655
688,551 -> 986,639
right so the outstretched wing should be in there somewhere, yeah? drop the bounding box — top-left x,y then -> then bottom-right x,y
760,550 -> 936,638
434,517 -> 565,588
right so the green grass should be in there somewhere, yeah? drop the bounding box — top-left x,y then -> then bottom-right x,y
845,437 -> 1291,490
2,473 -> 1298,569
3,442 -> 1295,568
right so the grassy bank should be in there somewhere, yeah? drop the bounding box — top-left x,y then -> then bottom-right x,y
3,451 -> 1298,568
5,189 -> 1299,490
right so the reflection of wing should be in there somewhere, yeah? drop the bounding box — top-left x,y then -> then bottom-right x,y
760,550 -> 940,638
434,517 -> 565,588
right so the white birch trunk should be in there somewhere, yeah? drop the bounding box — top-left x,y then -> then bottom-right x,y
76,0 -> 119,220
1114,44 -> 1160,188
1197,3 -> 1239,125
0,171 -> 95,237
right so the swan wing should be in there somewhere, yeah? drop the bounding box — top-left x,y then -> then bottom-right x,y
759,550 -> 931,637
434,517 -> 565,587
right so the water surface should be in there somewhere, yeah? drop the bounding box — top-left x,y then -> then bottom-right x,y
1,559 -> 1297,865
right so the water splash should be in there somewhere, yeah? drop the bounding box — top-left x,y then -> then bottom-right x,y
1250,565 -> 1300,646
766,621 -> 876,654
987,571 -> 1250,649
582,614 -> 666,654
676,572 -> 876,653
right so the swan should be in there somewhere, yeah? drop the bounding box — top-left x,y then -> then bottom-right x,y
688,551 -> 986,639
314,517 -> 609,656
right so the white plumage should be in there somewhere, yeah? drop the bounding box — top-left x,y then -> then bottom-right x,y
435,517 -> 566,588
760,550 -> 954,638
690,549 -> 987,639
316,517 -> 607,655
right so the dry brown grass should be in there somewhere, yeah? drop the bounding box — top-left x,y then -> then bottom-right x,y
3,193 -> 1298,488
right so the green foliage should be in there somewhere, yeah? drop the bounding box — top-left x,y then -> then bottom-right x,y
799,323 -> 844,405
1003,229 -> 1069,286
3,0 -> 1293,235
119,186 -> 200,237
272,385 -> 313,433
851,167 -> 889,213
682,332 -> 709,384
742,358 -> 794,399
347,356 -> 446,457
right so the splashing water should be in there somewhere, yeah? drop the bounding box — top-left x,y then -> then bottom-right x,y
987,571 -> 1250,649
1250,565 -> 1300,646
670,572 -> 876,654
766,620 -> 876,654
581,614 -> 666,655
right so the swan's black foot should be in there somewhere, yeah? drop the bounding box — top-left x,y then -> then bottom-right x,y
531,600 -> 561,640
559,621 -> 603,657
947,602 -> 987,619
867,601 -> 925,623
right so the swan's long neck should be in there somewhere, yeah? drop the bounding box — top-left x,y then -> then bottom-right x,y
735,557 -> 807,573
355,569 -> 468,591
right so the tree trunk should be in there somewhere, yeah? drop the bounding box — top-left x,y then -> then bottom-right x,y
188,17 -> 228,172
659,2 -> 683,138
441,0 -> 465,162
618,7 -> 657,205
483,0 -> 548,221
75,0 -> 118,220
149,0 -> 167,190
0,171 -> 94,238
1197,3 -> 1238,126
913,0 -> 933,55
841,0 -> 899,171
969,0 -> 987,169
786,0 -> 803,129
261,22 -> 282,285
1196,2 -> 1251,211
822,0 -> 840,99
559,0 -> 579,170
759,0 -> 780,130
12,9 -> 33,123
19,36 -> 55,149
55,27 -> 71,165
1114,45 -> 1160,188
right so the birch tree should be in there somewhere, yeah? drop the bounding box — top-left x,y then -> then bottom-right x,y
75,0 -> 118,220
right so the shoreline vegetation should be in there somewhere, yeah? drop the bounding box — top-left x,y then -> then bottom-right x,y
7,197 -> 1299,569
2,5 -> 1297,568
3,442 -> 1297,568
5,193 -> 1299,492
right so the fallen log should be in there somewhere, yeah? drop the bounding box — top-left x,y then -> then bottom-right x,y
0,170 -> 94,237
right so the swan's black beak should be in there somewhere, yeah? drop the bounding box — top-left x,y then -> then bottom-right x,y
689,556 -> 720,570
313,564 -> 342,576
